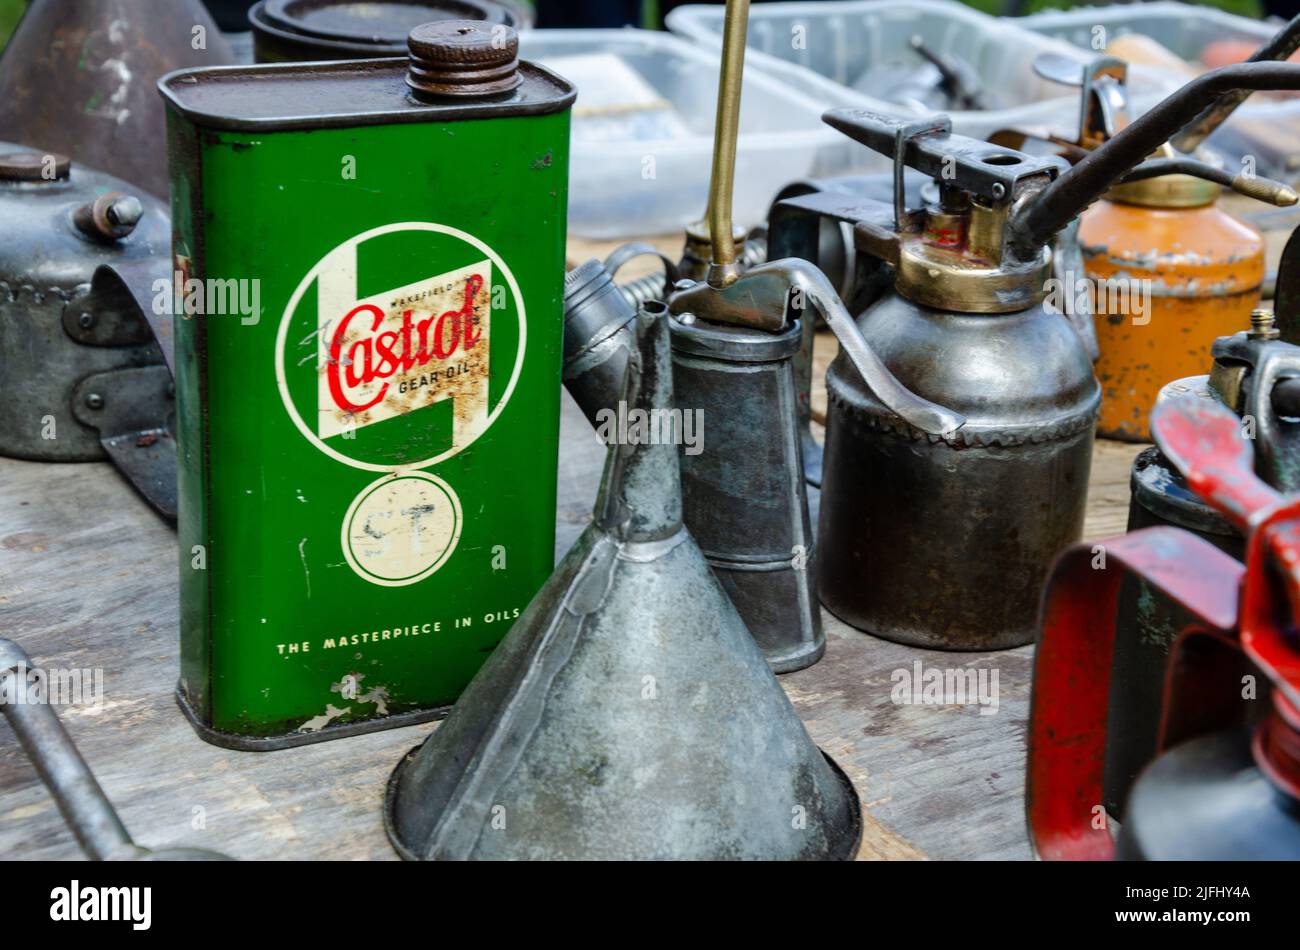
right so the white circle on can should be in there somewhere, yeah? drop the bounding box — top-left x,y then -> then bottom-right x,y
275,222 -> 527,473
341,472 -> 463,587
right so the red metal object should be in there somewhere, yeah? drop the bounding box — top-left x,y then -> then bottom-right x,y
1028,396 -> 1300,859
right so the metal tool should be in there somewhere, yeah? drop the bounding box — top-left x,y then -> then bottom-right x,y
0,146 -> 177,521
1103,303 -> 1300,817
161,21 -> 575,748
1029,397 -> 1300,860
664,0 -> 962,671
0,638 -> 231,861
0,0 -> 234,199
384,302 -> 863,860
782,112 -> 1094,650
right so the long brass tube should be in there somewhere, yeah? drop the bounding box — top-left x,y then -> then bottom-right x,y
706,0 -> 750,284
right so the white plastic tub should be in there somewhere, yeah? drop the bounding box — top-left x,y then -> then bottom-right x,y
1017,3 -> 1300,179
1016,2 -> 1276,65
666,0 -> 1177,145
519,29 -> 853,238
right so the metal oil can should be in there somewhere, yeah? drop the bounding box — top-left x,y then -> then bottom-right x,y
1081,178 -> 1265,441
1029,396 -> 1300,861
159,21 -> 574,749
1104,306 -> 1300,816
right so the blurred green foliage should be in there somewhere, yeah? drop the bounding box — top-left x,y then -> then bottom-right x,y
0,0 -> 25,49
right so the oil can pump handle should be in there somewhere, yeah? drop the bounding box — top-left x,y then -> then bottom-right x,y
821,109 -> 1066,249
1172,13 -> 1300,153
1008,62 -> 1300,261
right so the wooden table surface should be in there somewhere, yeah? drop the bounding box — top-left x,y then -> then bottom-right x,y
0,233 -> 1155,861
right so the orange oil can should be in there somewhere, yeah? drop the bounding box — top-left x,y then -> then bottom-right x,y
1080,176 -> 1264,441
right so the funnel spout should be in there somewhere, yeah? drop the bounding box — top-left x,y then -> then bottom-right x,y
594,302 -> 683,543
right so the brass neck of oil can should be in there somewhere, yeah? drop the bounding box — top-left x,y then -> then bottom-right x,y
894,197 -> 1052,314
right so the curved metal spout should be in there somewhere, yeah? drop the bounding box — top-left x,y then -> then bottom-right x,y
669,258 -> 965,436
783,260 -> 966,436
1008,62 -> 1300,262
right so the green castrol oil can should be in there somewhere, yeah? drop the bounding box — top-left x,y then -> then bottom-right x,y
158,21 -> 574,749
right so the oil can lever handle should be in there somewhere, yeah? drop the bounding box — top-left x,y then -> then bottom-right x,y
1151,397 -> 1279,531
822,108 -> 1062,214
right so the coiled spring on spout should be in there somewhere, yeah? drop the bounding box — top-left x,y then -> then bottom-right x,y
618,236 -> 768,310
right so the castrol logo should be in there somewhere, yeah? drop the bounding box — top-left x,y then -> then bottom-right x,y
276,223 -> 525,472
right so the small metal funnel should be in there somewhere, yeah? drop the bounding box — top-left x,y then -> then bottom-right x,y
0,0 -> 234,198
384,302 -> 862,860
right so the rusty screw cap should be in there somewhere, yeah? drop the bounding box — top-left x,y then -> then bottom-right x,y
407,20 -> 521,101
0,151 -> 71,183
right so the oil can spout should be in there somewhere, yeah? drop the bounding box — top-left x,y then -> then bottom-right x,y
783,261 -> 966,436
1008,62 -> 1300,260
593,302 -> 683,542
669,259 -> 965,435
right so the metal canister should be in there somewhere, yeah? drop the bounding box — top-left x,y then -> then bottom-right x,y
819,293 -> 1099,650
0,146 -> 177,519
670,317 -> 822,672
1104,310 -> 1300,815
250,0 -> 518,62
159,21 -> 574,748
1081,178 -> 1265,441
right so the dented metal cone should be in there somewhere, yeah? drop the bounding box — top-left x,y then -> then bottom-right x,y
384,302 -> 863,861
0,0 -> 234,198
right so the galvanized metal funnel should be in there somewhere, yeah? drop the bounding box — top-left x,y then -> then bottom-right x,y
385,302 -> 862,860
0,0 -> 234,198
